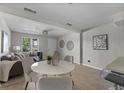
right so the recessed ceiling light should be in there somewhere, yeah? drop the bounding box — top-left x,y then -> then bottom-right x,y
66,23 -> 72,26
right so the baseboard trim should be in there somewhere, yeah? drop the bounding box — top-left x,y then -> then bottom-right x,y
83,64 -> 102,70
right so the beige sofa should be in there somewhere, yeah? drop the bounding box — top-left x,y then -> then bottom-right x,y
0,53 -> 24,82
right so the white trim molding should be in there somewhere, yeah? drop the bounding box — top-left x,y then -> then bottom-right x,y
83,64 -> 103,70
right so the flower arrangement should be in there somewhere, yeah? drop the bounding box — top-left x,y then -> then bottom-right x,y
47,55 -> 52,61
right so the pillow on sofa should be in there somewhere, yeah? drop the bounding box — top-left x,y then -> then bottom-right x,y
1,53 -> 19,61
14,53 -> 22,60
1,55 -> 12,61
21,53 -> 25,58
15,55 -> 21,60
10,53 -> 16,61
19,53 -> 25,58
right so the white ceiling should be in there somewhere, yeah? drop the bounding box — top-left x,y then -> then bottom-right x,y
0,3 -> 124,33
0,12 -> 73,37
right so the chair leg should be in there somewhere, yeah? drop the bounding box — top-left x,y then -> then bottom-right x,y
34,82 -> 37,90
70,72 -> 72,77
25,82 -> 29,90
72,80 -> 74,86
0,82 -> 1,87
114,84 -> 120,90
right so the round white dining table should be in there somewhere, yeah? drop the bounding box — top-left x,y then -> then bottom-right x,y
31,60 -> 75,76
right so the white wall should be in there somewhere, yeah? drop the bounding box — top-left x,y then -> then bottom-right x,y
11,31 -> 57,56
48,38 -> 57,55
83,23 -> 124,70
0,13 -> 11,57
57,33 -> 80,64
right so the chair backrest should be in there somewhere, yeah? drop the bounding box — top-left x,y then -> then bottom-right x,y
52,51 -> 60,65
64,55 -> 74,63
22,57 -> 34,76
38,77 -> 72,90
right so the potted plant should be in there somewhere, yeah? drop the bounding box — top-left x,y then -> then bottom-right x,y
47,55 -> 52,64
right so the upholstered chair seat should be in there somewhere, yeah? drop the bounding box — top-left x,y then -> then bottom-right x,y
37,77 -> 73,90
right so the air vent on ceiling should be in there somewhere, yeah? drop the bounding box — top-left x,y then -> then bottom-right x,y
24,7 -> 37,14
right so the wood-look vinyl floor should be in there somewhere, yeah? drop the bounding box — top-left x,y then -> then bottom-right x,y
0,64 -> 113,90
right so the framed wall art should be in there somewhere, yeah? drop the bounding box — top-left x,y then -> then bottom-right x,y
93,34 -> 108,50
66,41 -> 74,51
59,40 -> 65,48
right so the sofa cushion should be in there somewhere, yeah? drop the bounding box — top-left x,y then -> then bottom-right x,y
1,55 -> 12,61
10,53 -> 16,61
14,53 -> 23,60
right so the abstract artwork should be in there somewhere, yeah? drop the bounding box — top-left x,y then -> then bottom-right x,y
93,34 -> 108,50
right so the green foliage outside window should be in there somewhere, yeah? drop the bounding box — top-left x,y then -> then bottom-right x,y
22,37 -> 31,52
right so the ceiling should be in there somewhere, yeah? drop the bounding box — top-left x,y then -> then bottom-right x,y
0,3 -> 124,33
1,12 -> 72,37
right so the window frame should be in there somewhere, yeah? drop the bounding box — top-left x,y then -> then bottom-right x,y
32,38 -> 39,52
1,30 -> 9,53
21,36 -> 39,52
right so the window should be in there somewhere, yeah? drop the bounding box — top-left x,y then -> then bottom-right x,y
0,31 -> 1,53
22,37 -> 31,52
22,37 -> 39,52
1,31 -> 9,53
32,38 -> 39,51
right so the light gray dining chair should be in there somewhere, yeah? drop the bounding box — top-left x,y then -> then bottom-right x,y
64,55 -> 74,63
37,77 -> 73,90
57,55 -> 75,86
64,55 -> 74,76
22,57 -> 41,90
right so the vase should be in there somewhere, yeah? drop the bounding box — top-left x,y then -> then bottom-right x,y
52,59 -> 59,66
